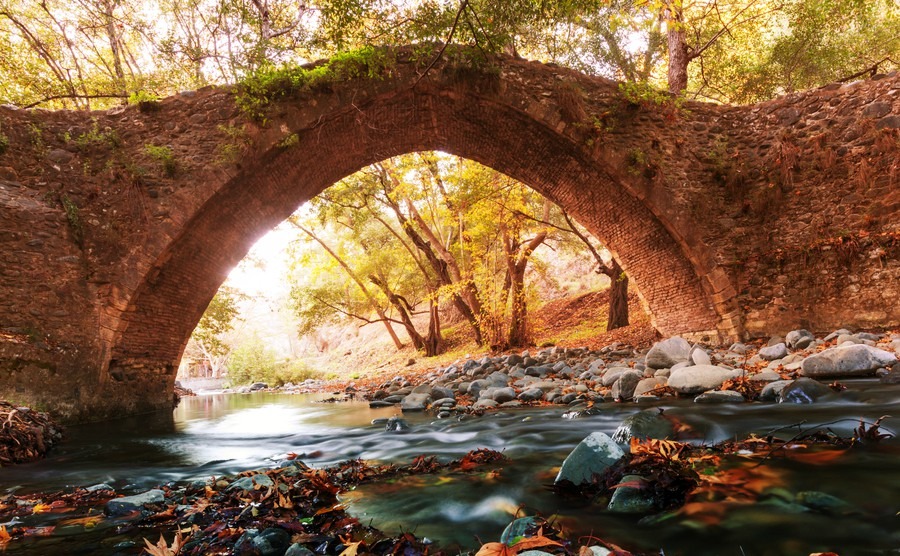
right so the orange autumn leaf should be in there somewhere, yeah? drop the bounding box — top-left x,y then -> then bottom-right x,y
476,536 -> 563,556
0,526 -> 10,544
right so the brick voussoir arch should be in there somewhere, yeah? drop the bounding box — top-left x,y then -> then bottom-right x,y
109,69 -> 726,385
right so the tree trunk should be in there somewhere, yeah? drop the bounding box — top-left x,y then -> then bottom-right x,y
369,275 -> 426,351
665,1 -> 689,95
606,260 -> 629,331
506,265 -> 528,347
422,299 -> 444,357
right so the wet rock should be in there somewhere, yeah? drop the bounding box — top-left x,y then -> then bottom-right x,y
499,516 -> 539,544
106,489 -> 165,515
645,337 -> 692,369
228,473 -> 273,492
384,417 -> 410,432
369,400 -> 394,408
786,329 -> 816,350
431,386 -> 454,400
86,483 -> 114,492
760,380 -> 792,402
667,365 -> 741,394
431,397 -> 456,408
607,475 -> 656,514
611,409 -> 674,446
778,378 -> 833,404
796,491 -> 856,515
759,343 -> 788,361
249,382 -> 268,391
800,344 -> 897,377
400,393 -> 430,412
285,544 -> 316,556
555,432 -> 625,485
610,370 -> 643,401
252,527 -> 291,556
694,390 -> 745,403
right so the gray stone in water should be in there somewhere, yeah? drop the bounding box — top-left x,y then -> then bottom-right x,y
786,329 -> 816,350
369,400 -> 395,408
796,491 -> 856,515
106,489 -> 165,515
645,337 -> 692,369
252,527 -> 291,556
554,432 -> 625,485
86,483 -> 114,492
666,365 -> 741,394
611,409 -> 674,447
759,343 -> 788,361
760,380 -> 792,402
249,382 -> 268,391
499,516 -> 539,544
694,390 -> 745,403
778,378 -> 833,404
800,344 -> 898,377
385,416 -> 410,432
611,370 -> 643,401
400,393 -> 431,412
607,475 -> 656,514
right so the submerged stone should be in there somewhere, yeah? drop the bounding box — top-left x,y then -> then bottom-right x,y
555,432 -> 625,485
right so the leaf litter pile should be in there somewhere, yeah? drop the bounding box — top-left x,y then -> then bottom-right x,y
0,401 -> 63,466
0,416 -> 895,555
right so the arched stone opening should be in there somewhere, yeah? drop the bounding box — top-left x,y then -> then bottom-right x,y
107,84 -> 727,411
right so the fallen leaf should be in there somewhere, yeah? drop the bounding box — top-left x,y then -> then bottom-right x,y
339,540 -> 362,556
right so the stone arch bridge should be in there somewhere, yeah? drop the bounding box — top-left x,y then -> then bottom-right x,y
0,46 -> 898,421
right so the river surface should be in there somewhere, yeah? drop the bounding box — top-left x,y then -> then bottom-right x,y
2,384 -> 899,555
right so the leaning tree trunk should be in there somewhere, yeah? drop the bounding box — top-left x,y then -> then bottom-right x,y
606,260 -> 629,331
422,299 -> 444,357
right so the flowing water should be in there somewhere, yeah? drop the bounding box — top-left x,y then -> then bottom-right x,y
2,384 -> 899,555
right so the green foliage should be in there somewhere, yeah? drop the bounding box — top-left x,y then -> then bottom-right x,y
619,80 -> 680,109
226,337 -> 317,387
61,195 -> 84,248
627,148 -> 650,175
128,90 -> 161,112
192,287 -> 243,358
216,124 -> 250,164
0,129 -> 8,155
70,121 -> 121,152
235,46 -> 395,121
144,144 -> 178,177
28,123 -> 44,152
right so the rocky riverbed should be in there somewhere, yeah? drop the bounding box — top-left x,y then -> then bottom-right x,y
266,328 -> 900,417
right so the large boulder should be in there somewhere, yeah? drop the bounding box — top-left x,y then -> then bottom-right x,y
645,337 -> 692,369
800,344 -> 898,378
554,432 -> 625,485
400,392 -> 430,412
666,365 -> 741,394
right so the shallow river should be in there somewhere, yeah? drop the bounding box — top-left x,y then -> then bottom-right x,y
2,383 -> 899,555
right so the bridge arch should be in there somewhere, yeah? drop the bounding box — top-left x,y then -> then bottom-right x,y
108,62 -> 730,389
